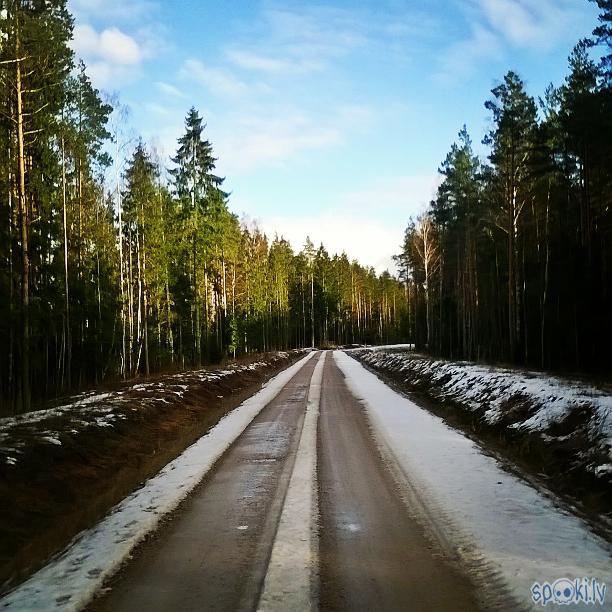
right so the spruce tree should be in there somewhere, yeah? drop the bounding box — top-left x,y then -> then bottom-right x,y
170,108 -> 224,364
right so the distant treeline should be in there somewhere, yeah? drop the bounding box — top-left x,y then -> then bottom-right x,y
0,1 -> 408,412
396,1 -> 612,372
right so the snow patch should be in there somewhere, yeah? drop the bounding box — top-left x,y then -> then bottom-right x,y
258,351 -> 324,611
344,343 -> 414,352
0,352 -> 315,611
0,352 -> 301,458
355,350 -> 612,478
334,351 -> 612,610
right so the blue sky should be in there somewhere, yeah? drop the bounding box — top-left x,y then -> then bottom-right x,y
69,0 -> 599,272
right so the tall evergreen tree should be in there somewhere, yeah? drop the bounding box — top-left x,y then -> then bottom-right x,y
0,0 -> 73,409
484,71 -> 537,361
122,142 -> 159,376
170,108 -> 225,364
589,0 -> 612,85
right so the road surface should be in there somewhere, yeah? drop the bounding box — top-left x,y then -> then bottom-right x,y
90,350 -> 482,611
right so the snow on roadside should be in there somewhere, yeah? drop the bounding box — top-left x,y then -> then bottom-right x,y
258,352 -> 324,611
335,351 -> 612,610
0,352 -> 315,612
355,348 -> 612,479
343,343 -> 414,352
0,353 -> 294,466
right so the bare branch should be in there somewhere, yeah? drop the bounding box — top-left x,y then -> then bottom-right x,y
23,101 -> 49,117
0,56 -> 26,65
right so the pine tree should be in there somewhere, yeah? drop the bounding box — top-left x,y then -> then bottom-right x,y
484,71 -> 537,361
431,126 -> 482,358
0,0 -> 73,409
302,237 -> 316,348
60,61 -> 112,385
589,0 -> 612,85
122,141 -> 159,376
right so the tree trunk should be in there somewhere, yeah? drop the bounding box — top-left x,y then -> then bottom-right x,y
61,136 -> 71,387
15,28 -> 30,411
141,217 -> 150,377
541,183 -> 551,369
310,271 -> 314,348
116,136 -> 126,379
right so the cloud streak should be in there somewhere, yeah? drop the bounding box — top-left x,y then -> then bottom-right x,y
182,59 -> 251,98
477,0 -> 582,50
226,50 -> 295,74
433,24 -> 502,84
433,0 -> 592,86
216,112 -> 342,174
155,81 -> 185,98
222,4 -> 369,80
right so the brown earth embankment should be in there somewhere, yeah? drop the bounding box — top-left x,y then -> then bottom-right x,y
0,351 -> 304,594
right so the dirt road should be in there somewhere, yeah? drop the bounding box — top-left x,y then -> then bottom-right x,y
317,353 -> 480,611
91,351 -> 482,611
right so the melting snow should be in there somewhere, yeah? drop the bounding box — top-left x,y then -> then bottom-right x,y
356,348 -> 612,478
0,352 -> 299,465
0,352 -> 315,611
335,351 -> 612,610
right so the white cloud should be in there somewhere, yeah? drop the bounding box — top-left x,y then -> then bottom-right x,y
263,6 -> 367,57
338,175 -> 440,217
334,104 -> 376,131
480,0 -> 541,46
71,24 -> 150,88
467,0 -> 595,52
155,81 -> 185,98
434,0 -> 594,86
228,3 -> 441,77
261,213 -> 402,274
216,112 -> 342,174
211,102 -> 376,175
225,48 -> 324,75
181,59 -> 250,98
73,24 -> 142,65
226,50 -> 296,74
478,0 -> 571,49
100,28 -> 142,65
84,61 -> 114,88
144,102 -> 172,117
222,4 -> 368,80
233,174 -> 438,273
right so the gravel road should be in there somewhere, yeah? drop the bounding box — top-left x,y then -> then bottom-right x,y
91,351 -> 484,611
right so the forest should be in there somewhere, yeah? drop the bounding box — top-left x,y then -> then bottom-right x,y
397,0 -> 612,373
0,1 -> 408,412
1,0 -> 611,414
